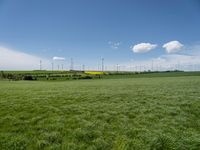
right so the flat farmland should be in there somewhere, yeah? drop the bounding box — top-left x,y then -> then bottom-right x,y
0,76 -> 200,149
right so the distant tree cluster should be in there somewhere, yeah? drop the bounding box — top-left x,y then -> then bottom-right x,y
0,71 -> 95,81
0,71 -> 34,80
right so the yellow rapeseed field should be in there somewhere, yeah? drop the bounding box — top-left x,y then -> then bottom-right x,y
84,71 -> 104,75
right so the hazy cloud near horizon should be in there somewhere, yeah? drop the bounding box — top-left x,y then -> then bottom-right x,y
118,53 -> 200,71
0,47 -> 50,70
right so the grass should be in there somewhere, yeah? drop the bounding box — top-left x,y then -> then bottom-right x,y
0,75 -> 200,149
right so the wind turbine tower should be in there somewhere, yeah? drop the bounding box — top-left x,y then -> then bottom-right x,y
40,60 -> 42,70
51,62 -> 54,71
101,58 -> 104,71
70,58 -> 74,70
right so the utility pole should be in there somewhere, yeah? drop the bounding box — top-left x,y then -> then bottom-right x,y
61,64 -> 63,70
151,60 -> 154,72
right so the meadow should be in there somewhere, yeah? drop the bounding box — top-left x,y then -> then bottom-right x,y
0,74 -> 200,149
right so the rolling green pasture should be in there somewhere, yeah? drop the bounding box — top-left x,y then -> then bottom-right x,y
0,76 -> 200,149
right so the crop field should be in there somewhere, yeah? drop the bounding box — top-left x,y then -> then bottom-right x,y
0,74 -> 200,149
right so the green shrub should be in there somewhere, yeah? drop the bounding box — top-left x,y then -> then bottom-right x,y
23,75 -> 33,80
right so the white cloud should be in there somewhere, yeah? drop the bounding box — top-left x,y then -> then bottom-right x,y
53,56 -> 65,61
108,41 -> 121,49
132,43 -> 157,53
163,41 -> 183,53
0,46 -> 50,70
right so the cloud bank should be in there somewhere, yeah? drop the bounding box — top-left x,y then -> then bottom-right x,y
132,43 -> 157,53
111,53 -> 200,72
0,47 -> 50,70
163,41 -> 183,53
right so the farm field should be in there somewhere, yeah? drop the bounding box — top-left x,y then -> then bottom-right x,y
1,70 -> 200,81
0,75 -> 200,149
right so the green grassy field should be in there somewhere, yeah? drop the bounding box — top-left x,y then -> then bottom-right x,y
0,76 -> 200,149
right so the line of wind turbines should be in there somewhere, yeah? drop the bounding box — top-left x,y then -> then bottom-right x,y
38,58 -> 200,72
39,58 -> 105,71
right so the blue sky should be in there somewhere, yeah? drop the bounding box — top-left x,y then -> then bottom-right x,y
0,0 -> 200,70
